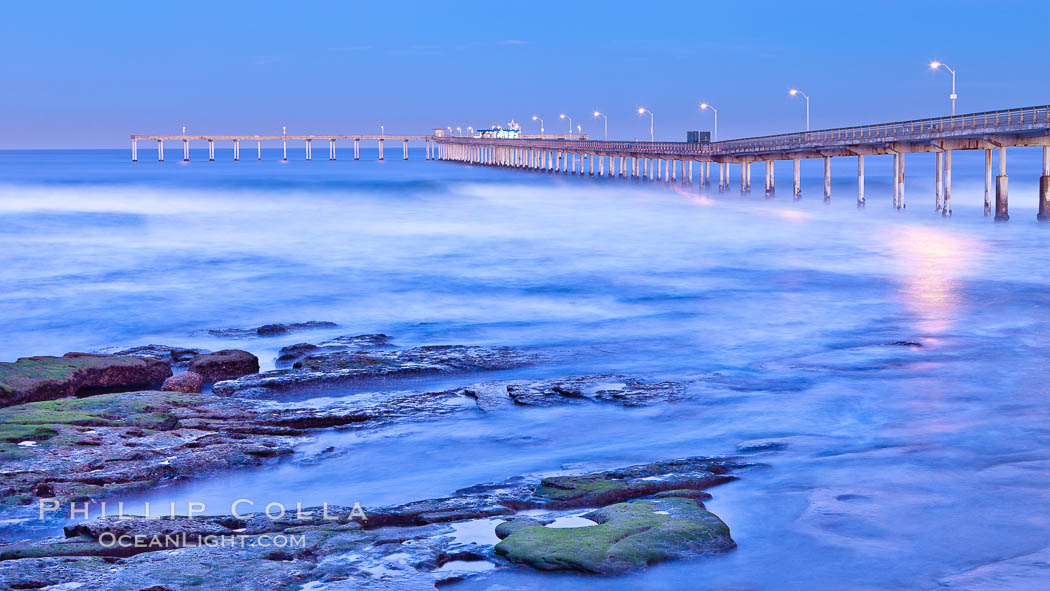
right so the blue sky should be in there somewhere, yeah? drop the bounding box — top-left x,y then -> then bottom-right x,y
2,0 -> 1048,148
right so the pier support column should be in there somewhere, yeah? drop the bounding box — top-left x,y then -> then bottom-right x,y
282,138 -> 287,161
705,162 -> 711,187
1040,147 -> 1050,221
589,154 -> 594,175
857,155 -> 865,207
158,139 -> 164,162
995,147 -> 1009,221
897,152 -> 905,209
740,162 -> 746,194
823,156 -> 831,202
892,153 -> 899,208
305,139 -> 311,161
131,139 -> 137,162
234,139 -> 240,161
793,159 -> 801,199
719,162 -> 725,192
208,139 -> 215,161
183,139 -> 189,162
935,151 -> 943,211
982,149 -> 991,216
765,161 -> 774,197
688,160 -> 693,184
354,139 -> 360,160
378,139 -> 384,161
330,139 -> 336,160
403,140 -> 408,160
943,150 -> 952,216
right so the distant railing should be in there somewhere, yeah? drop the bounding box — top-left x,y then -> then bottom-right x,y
437,105 -> 1050,158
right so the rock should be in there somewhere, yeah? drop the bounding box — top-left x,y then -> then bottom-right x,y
0,390 -> 375,507
494,496 -> 735,573
206,321 -> 338,338
0,454 -> 754,589
530,457 -> 740,508
275,334 -> 393,367
215,345 -> 535,397
161,372 -> 203,393
105,344 -> 209,368
454,375 -> 686,410
736,440 -> 788,453
187,350 -> 259,382
0,353 -> 172,407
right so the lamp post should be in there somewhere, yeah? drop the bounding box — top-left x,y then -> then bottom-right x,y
593,111 -> 608,140
456,127 -> 462,136
468,126 -> 473,137
699,103 -> 717,141
447,126 -> 453,136
560,114 -> 573,135
637,107 -> 654,142
789,89 -> 810,131
380,125 -> 384,135
532,115 -> 544,137
182,125 -> 186,135
929,61 -> 957,115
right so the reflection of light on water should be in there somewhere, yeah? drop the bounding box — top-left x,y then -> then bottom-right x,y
773,209 -> 810,222
887,225 -> 981,334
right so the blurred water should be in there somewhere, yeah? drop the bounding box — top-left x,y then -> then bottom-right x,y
2,148 -> 1050,589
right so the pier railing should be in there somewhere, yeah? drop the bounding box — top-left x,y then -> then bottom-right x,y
438,105 -> 1050,157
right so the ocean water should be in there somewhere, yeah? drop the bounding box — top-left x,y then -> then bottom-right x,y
2,147 -> 1050,589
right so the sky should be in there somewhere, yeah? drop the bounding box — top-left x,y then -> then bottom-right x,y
1,0 -> 1049,148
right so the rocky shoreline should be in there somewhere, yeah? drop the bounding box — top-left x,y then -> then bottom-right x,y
0,455 -> 758,589
0,326 -> 778,589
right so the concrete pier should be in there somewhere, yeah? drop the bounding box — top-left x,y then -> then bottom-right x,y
134,104 -> 1050,222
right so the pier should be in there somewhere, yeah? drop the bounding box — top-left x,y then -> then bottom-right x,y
435,105 -> 1050,221
131,134 -> 436,163
132,105 -> 1050,220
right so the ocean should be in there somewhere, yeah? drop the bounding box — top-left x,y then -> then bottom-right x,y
1,147 -> 1049,589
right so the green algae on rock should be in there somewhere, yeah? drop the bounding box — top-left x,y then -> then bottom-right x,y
494,497 -> 735,574
0,353 -> 172,407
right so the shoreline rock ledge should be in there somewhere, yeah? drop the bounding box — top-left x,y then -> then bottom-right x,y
0,353 -> 171,408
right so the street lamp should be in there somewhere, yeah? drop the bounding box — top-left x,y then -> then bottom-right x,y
468,126 -> 473,137
593,111 -> 608,140
637,107 -> 653,142
560,113 -> 573,135
447,126 -> 453,136
930,61 -> 957,115
456,127 -> 462,136
380,125 -> 384,135
182,125 -> 186,135
532,115 -> 544,137
789,89 -> 810,131
699,103 -> 717,141
576,124 -> 582,135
